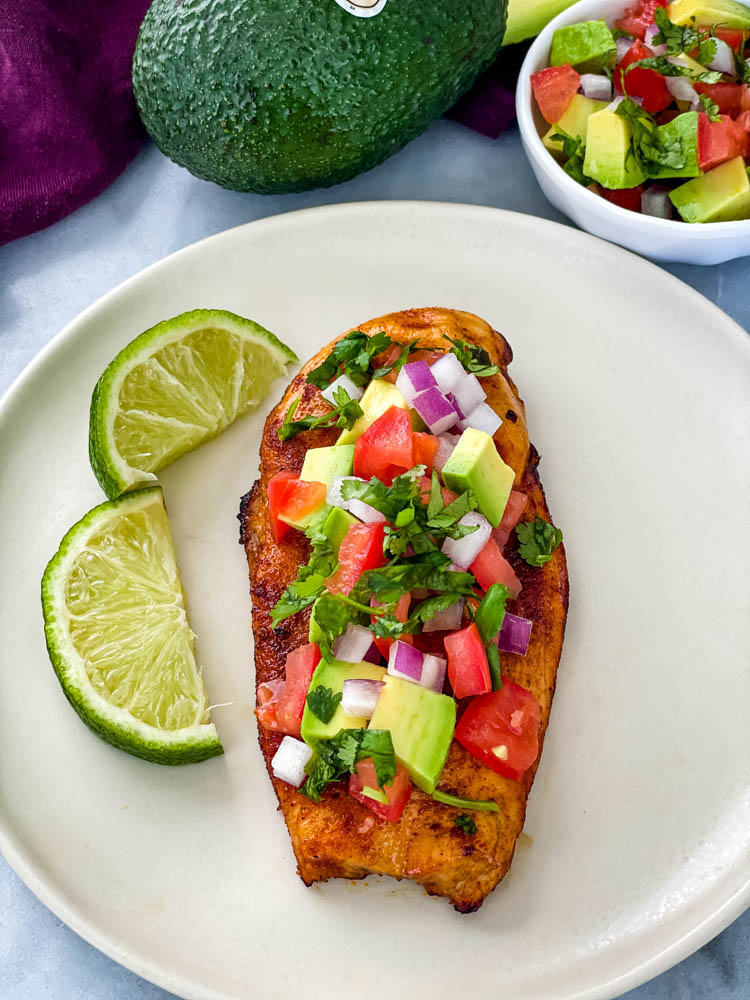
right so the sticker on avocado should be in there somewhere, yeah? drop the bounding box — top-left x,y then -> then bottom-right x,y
334,0 -> 388,17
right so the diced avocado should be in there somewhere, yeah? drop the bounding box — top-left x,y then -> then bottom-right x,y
668,0 -> 750,30
583,109 -> 646,189
368,675 -> 456,794
441,428 -> 515,528
336,379 -> 407,446
671,52 -> 707,76
301,660 -> 386,745
648,112 -> 701,180
300,445 -> 354,487
549,20 -> 616,73
543,94 -> 609,156
669,156 -> 750,222
320,506 -> 358,554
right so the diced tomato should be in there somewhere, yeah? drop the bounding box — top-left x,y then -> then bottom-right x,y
693,82 -> 746,118
455,679 -> 541,781
530,64 -> 581,124
743,87 -> 750,114
371,592 -> 411,659
708,28 -> 747,52
614,0 -> 667,40
698,113 -> 750,172
599,185 -> 644,213
413,432 -> 439,475
737,111 -> 750,134
349,758 -> 412,822
254,678 -> 285,731
655,109 -> 681,125
470,538 -> 522,599
445,623 -> 491,699
275,478 -> 328,529
615,40 -> 672,113
326,522 -> 386,595
353,406 -> 414,485
493,491 -> 528,549
276,644 -> 321,736
267,471 -> 297,543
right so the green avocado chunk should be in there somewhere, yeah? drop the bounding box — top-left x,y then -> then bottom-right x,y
550,20 -> 616,72
300,445 -> 354,487
441,428 -> 515,528
646,112 -> 702,180
543,94 -> 609,156
301,660 -> 386,746
668,0 -> 750,29
320,506 -> 358,554
583,108 -> 646,189
336,379 -> 407,446
669,156 -> 750,222
368,676 -> 456,794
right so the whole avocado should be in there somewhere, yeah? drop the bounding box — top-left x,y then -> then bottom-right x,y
132,0 -> 507,194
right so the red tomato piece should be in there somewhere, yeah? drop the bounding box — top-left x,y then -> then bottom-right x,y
615,40 -> 672,113
530,64 -> 581,124
371,592 -> 411,659
493,490 -> 528,549
254,679 -> 285,731
445,623 -> 491,699
698,113 -> 750,172
455,679 -> 542,781
693,82 -> 745,118
599,185 -> 644,213
470,538 -> 522,599
267,471 -> 297,543
276,644 -> 321,736
325,522 -> 386,595
275,478 -> 328,529
709,28 -> 747,52
349,758 -> 412,822
353,406 -> 414,485
413,432 -> 439,475
614,0 -> 667,40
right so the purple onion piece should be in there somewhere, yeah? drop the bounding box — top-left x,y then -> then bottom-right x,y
333,624 -> 378,663
341,678 -> 384,719
420,655 -> 447,693
413,387 -> 459,435
496,613 -> 533,656
403,360 -> 436,393
446,392 -> 465,420
429,352 -> 466,394
388,641 -> 424,681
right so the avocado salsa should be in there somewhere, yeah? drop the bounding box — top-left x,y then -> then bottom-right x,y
531,0 -> 750,222
255,331 -> 563,824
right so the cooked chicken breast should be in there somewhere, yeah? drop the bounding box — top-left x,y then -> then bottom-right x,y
239,307 -> 568,911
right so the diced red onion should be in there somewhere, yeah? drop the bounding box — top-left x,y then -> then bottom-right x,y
496,614 -> 533,656
441,512 -> 492,569
429,352 -> 466,394
450,373 -> 486,416
420,655 -> 447,693
616,36 -> 632,62
321,373 -> 363,405
333,624 -> 378,663
348,498 -> 386,523
666,74 -> 698,103
446,392 -> 465,420
413,387 -> 459,435
327,476 -> 367,509
641,185 -> 673,219
434,433 -> 457,475
643,24 -> 667,55
459,402 -> 502,436
342,678 -> 384,718
272,736 -> 313,787
396,360 -> 437,405
363,644 -> 382,664
580,73 -> 613,101
708,37 -> 736,76
423,597 -> 465,633
606,95 -> 626,111
387,641 -> 424,682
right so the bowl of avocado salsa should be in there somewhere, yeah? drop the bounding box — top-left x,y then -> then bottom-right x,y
517,0 -> 750,263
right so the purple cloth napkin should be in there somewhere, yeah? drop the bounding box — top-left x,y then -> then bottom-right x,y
447,40 -> 531,138
0,1 -> 150,246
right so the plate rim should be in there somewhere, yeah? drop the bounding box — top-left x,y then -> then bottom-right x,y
1,200 -> 748,1000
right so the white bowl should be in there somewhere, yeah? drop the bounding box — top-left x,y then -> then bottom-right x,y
516,0 -> 750,264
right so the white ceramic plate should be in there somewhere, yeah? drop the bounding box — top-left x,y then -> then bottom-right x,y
0,203 -> 748,1000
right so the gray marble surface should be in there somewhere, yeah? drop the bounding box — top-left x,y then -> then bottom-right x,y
1,121 -> 748,999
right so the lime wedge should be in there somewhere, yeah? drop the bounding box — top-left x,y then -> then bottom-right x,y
89,309 -> 298,499
42,486 -> 223,764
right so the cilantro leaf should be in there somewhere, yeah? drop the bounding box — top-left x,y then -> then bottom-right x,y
426,489 -> 477,530
371,340 -> 421,380
474,583 -> 509,645
615,99 -> 687,174
454,814 -> 478,835
515,518 -> 563,567
270,531 -> 337,627
277,387 -> 363,441
734,50 -> 750,85
551,129 -> 594,188
432,789 -> 499,811
699,92 -> 720,122
427,471 -> 444,521
309,591 -> 361,661
305,329 -> 421,390
299,728 -> 396,801
445,337 -> 499,378
625,55 -> 721,84
305,686 -> 342,724
486,642 -> 503,692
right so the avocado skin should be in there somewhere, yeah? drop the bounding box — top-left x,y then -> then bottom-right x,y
132,0 -> 507,193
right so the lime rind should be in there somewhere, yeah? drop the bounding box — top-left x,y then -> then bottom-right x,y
42,486 -> 223,765
89,309 -> 298,499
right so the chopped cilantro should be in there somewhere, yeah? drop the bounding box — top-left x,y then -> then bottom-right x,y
734,50 -> 750,84
305,329 -> 421,390
305,686 -> 342,724
515,518 -> 563,567
551,129 -> 594,188
432,789 -> 499,812
277,387 -> 363,441
486,642 -> 503,692
651,7 -> 716,65
474,583 -> 509,645
454,814 -> 478,834
698,92 -> 720,122
445,337 -> 499,378
624,55 -> 721,84
615,99 -> 687,174
300,728 -> 396,801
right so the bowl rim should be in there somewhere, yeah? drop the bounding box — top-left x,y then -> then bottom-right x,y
515,0 -> 750,240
